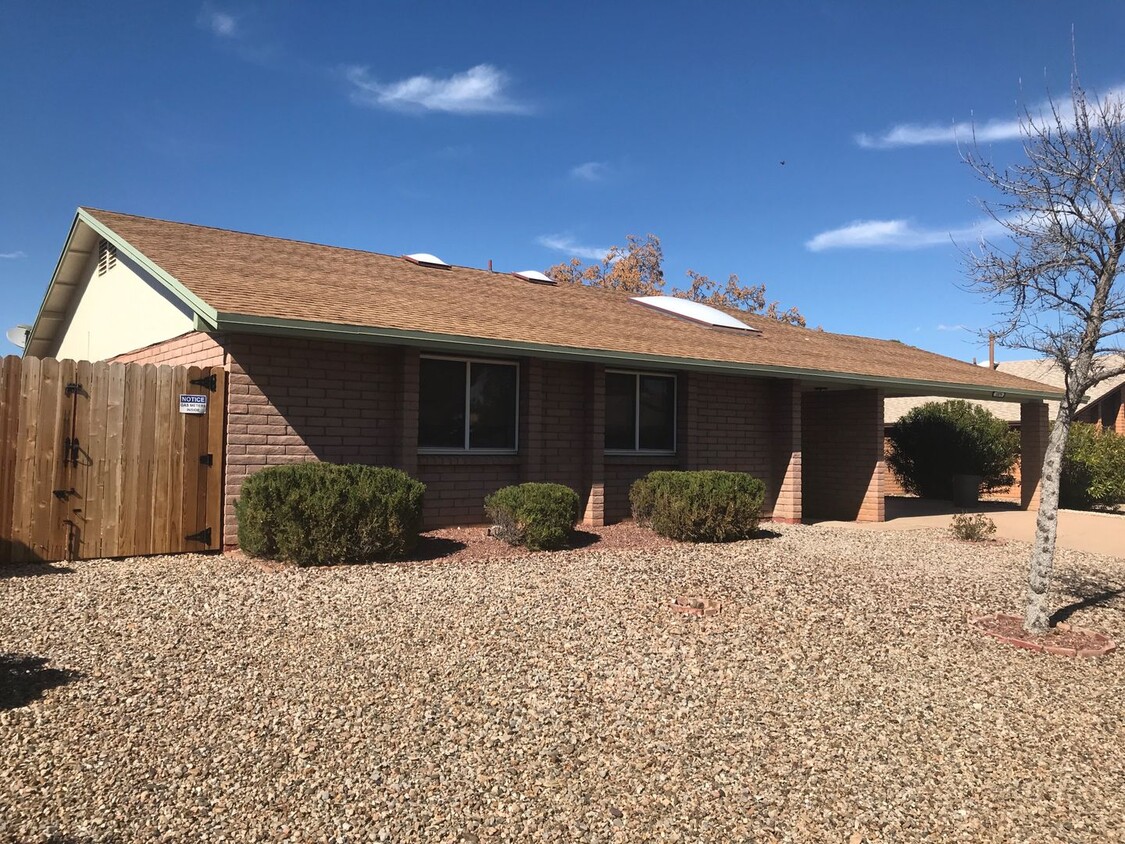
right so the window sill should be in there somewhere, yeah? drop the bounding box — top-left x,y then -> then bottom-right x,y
418,449 -> 518,456
604,450 -> 678,459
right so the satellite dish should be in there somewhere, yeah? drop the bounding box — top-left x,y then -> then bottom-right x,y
5,324 -> 31,350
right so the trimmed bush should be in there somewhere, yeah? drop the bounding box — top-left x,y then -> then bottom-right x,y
485,483 -> 581,551
887,400 -> 1019,500
236,463 -> 425,566
1061,422 -> 1125,509
950,513 -> 997,542
630,470 -> 765,542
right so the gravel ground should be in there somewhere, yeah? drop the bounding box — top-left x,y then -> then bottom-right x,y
1,524 -> 1123,843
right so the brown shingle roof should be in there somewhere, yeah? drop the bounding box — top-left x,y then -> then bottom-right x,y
80,208 -> 1061,398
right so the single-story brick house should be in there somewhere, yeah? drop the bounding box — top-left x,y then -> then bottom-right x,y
25,208 -> 1064,550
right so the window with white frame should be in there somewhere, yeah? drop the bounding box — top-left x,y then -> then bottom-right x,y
605,371 -> 676,452
418,356 -> 518,451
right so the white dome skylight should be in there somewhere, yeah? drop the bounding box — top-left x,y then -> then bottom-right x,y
403,252 -> 450,269
513,270 -> 556,284
630,296 -> 760,332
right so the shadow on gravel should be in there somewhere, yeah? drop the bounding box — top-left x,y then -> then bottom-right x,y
755,529 -> 783,540
0,562 -> 75,580
0,654 -> 81,710
1050,573 -> 1125,626
409,536 -> 469,562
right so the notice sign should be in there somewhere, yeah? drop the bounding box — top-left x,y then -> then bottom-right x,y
179,394 -> 208,415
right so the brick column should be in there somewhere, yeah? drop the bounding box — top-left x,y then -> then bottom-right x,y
398,348 -> 419,477
582,363 -> 605,526
521,358 -> 545,482
1020,401 -> 1048,510
1116,389 -> 1125,435
857,389 -> 886,522
770,379 -> 802,523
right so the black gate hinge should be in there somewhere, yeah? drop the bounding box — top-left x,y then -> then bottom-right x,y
65,382 -> 84,397
185,527 -> 212,545
199,453 -> 213,466
189,374 -> 217,392
53,488 -> 78,500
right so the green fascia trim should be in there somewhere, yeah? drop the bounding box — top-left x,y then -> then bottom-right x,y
77,209 -> 218,329
26,213 -> 84,357
215,312 -> 1064,402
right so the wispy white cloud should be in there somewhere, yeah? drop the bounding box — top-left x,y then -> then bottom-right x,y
0,250 -> 26,259
198,8 -> 238,38
856,84 -> 1125,149
345,64 -> 529,115
536,234 -> 613,262
936,323 -> 970,332
805,216 -> 1008,251
570,161 -> 610,182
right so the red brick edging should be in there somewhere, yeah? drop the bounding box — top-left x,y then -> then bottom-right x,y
670,596 -> 721,617
971,612 -> 1116,658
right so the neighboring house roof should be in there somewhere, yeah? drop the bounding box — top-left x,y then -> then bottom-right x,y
885,356 -> 1125,423
28,208 -> 1064,402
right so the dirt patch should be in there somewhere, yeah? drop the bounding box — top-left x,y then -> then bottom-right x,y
411,521 -> 682,564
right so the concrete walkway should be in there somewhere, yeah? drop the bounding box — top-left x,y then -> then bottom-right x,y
820,497 -> 1124,558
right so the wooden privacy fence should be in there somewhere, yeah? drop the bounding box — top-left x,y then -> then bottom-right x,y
0,356 -> 225,563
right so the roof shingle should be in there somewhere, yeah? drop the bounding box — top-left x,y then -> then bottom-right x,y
81,208 -> 1062,399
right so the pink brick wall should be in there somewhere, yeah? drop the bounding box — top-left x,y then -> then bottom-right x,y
222,336 -> 403,545
416,455 -> 522,525
802,389 -> 885,522
103,331 -> 901,547
110,331 -> 227,367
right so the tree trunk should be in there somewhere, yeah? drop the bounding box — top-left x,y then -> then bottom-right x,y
1024,407 -> 1072,633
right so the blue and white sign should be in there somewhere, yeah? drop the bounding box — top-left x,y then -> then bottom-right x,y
179,394 -> 208,415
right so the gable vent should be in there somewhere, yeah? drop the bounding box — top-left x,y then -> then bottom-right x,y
513,270 -> 557,285
403,252 -> 451,269
97,239 -> 117,276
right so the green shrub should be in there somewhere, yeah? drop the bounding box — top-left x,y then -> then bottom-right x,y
1061,422 -> 1125,509
236,463 -> 425,566
484,483 -> 581,551
950,513 -> 997,542
630,470 -> 765,542
887,400 -> 1019,500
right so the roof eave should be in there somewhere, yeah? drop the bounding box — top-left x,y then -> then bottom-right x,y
24,209 -> 220,358
214,312 -> 1065,402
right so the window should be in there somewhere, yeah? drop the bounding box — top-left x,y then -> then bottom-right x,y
419,357 -> 518,451
605,371 -> 676,452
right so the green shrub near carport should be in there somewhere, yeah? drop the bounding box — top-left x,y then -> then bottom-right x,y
887,400 -> 1019,501
236,463 -> 425,566
630,470 -> 765,542
485,483 -> 581,551
1061,422 -> 1125,509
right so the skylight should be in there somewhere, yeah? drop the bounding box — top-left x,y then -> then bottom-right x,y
403,252 -> 450,269
513,270 -> 556,285
630,296 -> 760,332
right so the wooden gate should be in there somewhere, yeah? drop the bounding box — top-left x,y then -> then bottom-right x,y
0,356 -> 225,563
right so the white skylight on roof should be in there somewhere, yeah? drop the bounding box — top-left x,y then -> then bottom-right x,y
630,296 -> 760,332
513,270 -> 556,285
403,252 -> 450,269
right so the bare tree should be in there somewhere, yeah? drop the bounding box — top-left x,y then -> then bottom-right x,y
966,76 -> 1125,632
546,234 -> 806,326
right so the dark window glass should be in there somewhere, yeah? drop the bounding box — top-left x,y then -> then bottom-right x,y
1101,391 -> 1121,428
419,358 -> 466,448
638,375 -> 676,450
469,363 -> 518,449
605,373 -> 637,450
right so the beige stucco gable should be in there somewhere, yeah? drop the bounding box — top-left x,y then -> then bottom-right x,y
52,246 -> 196,361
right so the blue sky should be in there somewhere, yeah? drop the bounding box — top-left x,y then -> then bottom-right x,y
3,2 -> 1123,360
